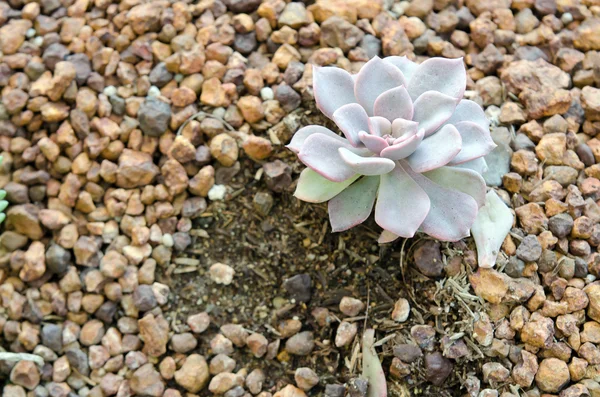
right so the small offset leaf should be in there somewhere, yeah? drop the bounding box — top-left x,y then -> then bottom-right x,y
362,329 -> 388,397
294,168 -> 360,203
471,190 -> 514,268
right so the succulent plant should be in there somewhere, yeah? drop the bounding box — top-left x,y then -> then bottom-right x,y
288,56 -> 496,242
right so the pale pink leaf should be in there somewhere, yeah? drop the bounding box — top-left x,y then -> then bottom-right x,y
313,65 -> 356,119
412,91 -> 457,136
298,134 -> 358,182
407,167 -> 479,242
405,124 -> 462,173
339,148 -> 396,176
373,86 -> 414,122
354,57 -> 407,116
448,121 -> 496,165
444,99 -> 489,131
333,103 -> 370,147
328,176 -> 379,232
423,166 -> 487,208
384,56 -> 418,81
375,163 -> 430,238
287,125 -> 345,153
369,116 -> 392,137
359,131 -> 388,154
380,129 -> 424,160
391,119 -> 419,139
406,57 -> 466,101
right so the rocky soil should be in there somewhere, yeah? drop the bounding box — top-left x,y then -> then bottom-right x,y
1,0 -> 600,396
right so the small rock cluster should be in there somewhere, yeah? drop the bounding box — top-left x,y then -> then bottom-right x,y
0,0 -> 599,394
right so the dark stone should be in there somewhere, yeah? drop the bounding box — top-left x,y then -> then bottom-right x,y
222,0 -> 261,12
347,378 -> 368,397
46,244 -> 71,275
66,53 -> 91,86
132,285 -> 158,312
538,249 -> 557,273
42,43 -> 69,71
172,232 -> 191,252
549,213 -> 574,238
138,97 -> 171,137
325,384 -> 346,397
263,160 -> 292,193
109,95 -> 126,115
424,352 -> 453,386
182,197 -> 207,218
516,235 -> 542,262
413,240 -> 443,277
283,273 -> 312,303
514,46 -> 549,62
275,83 -> 301,112
95,301 -> 118,323
4,182 -> 29,204
41,324 -> 63,353
505,256 -> 525,278
149,62 -> 173,88
393,344 -> 423,363
576,143 -> 595,167
65,347 -> 90,376
234,32 -> 257,55
70,109 -> 90,138
283,61 -> 305,86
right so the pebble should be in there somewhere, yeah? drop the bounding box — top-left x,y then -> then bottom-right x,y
286,331 -> 315,355
413,240 -> 443,277
174,354 -> 209,393
339,297 -> 365,317
424,352 -> 453,387
295,367 -> 319,391
283,273 -> 312,302
535,358 -> 570,393
335,321 -> 357,347
391,298 -> 410,322
209,263 -> 236,285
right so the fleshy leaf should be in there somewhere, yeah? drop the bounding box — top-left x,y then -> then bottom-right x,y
391,119 -> 419,139
287,125 -> 345,153
380,129 -> 424,160
354,57 -> 407,116
313,65 -> 356,119
294,168 -> 360,203
375,163 -> 430,238
373,86 -> 414,122
299,134 -> 359,182
412,91 -> 457,136
359,131 -> 389,155
328,176 -> 379,232
363,329 -> 388,397
423,166 -> 486,208
407,57 -> 466,101
407,167 -> 479,241
448,121 -> 496,165
471,190 -> 514,268
333,103 -> 370,147
339,148 -> 396,175
453,157 -> 488,174
444,99 -> 489,131
384,56 -> 418,81
378,230 -> 400,244
405,124 -> 462,173
369,117 -> 392,137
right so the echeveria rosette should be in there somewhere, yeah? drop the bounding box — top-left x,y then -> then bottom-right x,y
287,56 -> 497,243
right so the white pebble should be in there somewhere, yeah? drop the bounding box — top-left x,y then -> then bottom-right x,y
208,185 -> 227,201
174,73 -> 184,83
162,234 -> 174,248
561,13 -> 573,24
148,86 -> 161,97
33,37 -> 44,47
26,28 -> 37,38
103,86 -> 117,97
209,263 -> 235,285
260,87 -> 274,101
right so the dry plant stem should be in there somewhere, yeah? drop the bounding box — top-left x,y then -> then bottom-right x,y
0,352 -> 44,366
176,110 -> 235,136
